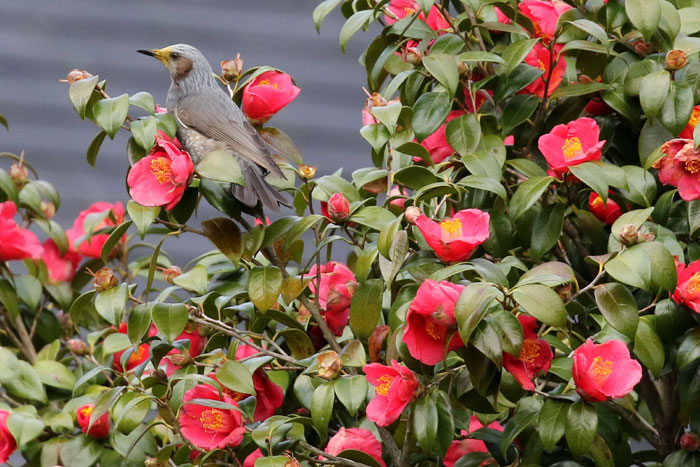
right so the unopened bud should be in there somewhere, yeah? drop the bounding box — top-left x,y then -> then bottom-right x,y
456,61 -> 470,77
284,454 -> 302,467
160,265 -> 182,284
632,40 -> 650,57
682,433 -> 700,452
152,368 -> 168,383
297,305 -> 311,324
62,69 -> 93,83
402,46 -> 423,65
93,266 -> 118,292
298,164 -> 317,179
317,350 -> 343,379
40,200 -> 56,220
9,163 -> 28,188
327,193 -> 350,223
168,352 -> 193,367
221,54 -> 243,82
555,283 -> 572,302
56,311 -> 73,332
619,224 -> 639,246
67,338 -> 90,356
363,177 -> 388,194
144,458 -> 167,467
405,206 -> 422,224
666,50 -> 688,71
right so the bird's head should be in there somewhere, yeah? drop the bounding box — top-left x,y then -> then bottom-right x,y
138,44 -> 214,85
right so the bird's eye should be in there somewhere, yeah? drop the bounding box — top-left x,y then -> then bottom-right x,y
171,52 -> 180,59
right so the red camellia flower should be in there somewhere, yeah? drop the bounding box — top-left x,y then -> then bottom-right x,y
363,360 -> 418,426
0,201 -> 43,262
113,323 -> 151,373
679,105 -> 700,139
179,383 -> 246,450
241,70 -> 300,124
403,279 -> 465,365
653,139 -> 700,201
585,99 -> 613,117
572,339 -> 642,402
160,324 -> 207,376
503,315 -> 553,391
588,192 -> 623,225
443,415 -> 504,467
415,209 -> 490,263
672,259 -> 700,313
41,239 -> 82,284
243,449 -> 264,467
127,131 -> 194,211
538,117 -> 605,178
76,404 -> 111,439
522,43 -> 566,98
384,0 -> 450,33
305,262 -> 358,335
324,428 -> 387,467
419,110 -> 466,164
0,410 -> 17,464
518,0 -> 572,43
66,201 -> 125,259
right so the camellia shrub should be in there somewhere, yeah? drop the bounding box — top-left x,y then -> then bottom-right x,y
4,0 -> 700,465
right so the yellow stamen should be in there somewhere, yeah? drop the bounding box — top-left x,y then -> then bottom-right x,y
562,137 -> 583,160
686,159 -> 700,174
258,79 -> 278,90
440,218 -> 463,242
200,409 -> 225,432
591,356 -> 613,383
686,272 -> 700,295
519,339 -> 540,364
80,406 -> 93,418
591,195 -> 604,209
150,158 -> 172,184
689,108 -> 700,129
376,374 -> 393,396
537,60 -> 547,71
425,320 -> 444,341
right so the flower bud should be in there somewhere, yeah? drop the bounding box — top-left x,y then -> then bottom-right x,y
317,350 -> 343,379
619,224 -> 639,246
93,266 -> 118,291
152,368 -> 168,383
327,193 -> 350,223
284,454 -> 302,467
632,40 -> 650,57
57,311 -> 73,333
62,69 -> 92,83
9,163 -> 28,188
362,177 -> 388,194
666,50 -> 688,71
555,283 -> 572,302
169,351 -> 193,367
456,61 -> 470,77
298,164 -> 317,179
297,304 -> 311,324
160,265 -> 182,284
682,433 -> 700,452
67,338 -> 90,356
221,54 -> 244,82
402,46 -> 423,65
40,200 -> 56,219
405,206 -> 422,224
144,458 -> 167,467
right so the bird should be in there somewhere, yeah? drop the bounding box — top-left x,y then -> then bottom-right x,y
137,44 -> 288,212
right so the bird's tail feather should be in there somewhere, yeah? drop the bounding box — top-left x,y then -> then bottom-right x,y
232,165 -> 288,212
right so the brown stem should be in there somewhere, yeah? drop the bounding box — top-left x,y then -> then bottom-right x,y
154,218 -> 205,236
13,315 -> 37,362
295,440 -> 368,467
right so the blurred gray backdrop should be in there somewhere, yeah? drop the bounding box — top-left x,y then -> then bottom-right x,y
0,0 -> 369,259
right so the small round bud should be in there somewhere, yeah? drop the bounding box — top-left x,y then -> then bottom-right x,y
327,193 -> 350,223
152,368 -> 168,383
63,69 -> 92,83
67,338 -> 90,356
284,454 -> 302,467
168,352 -> 193,367
619,224 -> 639,246
221,54 -> 243,82
93,266 -> 118,292
632,40 -> 650,57
317,350 -> 343,380
362,177 -> 388,194
9,163 -> 28,188
144,458 -> 167,467
666,50 -> 688,71
160,266 -> 182,284
40,200 -> 56,220
405,206 -> 422,224
298,164 -> 317,179
681,433 -> 700,452
555,283 -> 572,302
402,46 -> 423,65
297,305 -> 311,324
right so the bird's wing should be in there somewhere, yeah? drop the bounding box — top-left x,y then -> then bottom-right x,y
174,91 -> 284,177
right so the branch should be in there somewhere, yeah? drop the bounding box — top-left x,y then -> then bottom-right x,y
295,440 -> 369,467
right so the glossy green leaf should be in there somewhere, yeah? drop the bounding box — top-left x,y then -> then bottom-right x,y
311,382 -> 335,439
565,400 -> 598,457
313,0 -> 343,32
93,93 -> 129,138
202,217 -> 243,265
152,302 -> 188,342
530,204 -> 566,260
512,284 -> 568,327
456,283 -> 501,345
423,53 -> 459,97
126,200 -> 160,239
503,95 -> 539,134
594,283 -> 639,339
509,176 -> 554,222
539,399 -> 569,453
413,91 -> 452,141
130,116 -> 157,150
626,0 -> 661,40
349,278 -> 383,339
339,10 -> 373,53
248,266 -> 283,312
196,150 -> 244,185
446,113 -> 481,157
217,360 -> 256,395
69,75 -> 99,118
639,70 -> 670,121
173,264 -> 208,295
414,395 -> 439,454
94,283 -> 128,325
334,376 -> 367,416
633,316 -> 664,377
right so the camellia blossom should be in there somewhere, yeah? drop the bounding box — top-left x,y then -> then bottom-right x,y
652,139 -> 700,201
0,410 -> 17,464
325,192 -> 350,223
585,99 -> 613,117
113,323 -> 151,373
679,105 -> 700,139
243,449 -> 264,467
159,324 -> 207,376
522,43 -> 566,98
41,239 -> 82,284
503,315 -> 553,390
415,209 -> 490,263
588,192 -> 623,225
443,416 -> 504,467
403,279 -> 465,365
572,339 -> 642,402
672,259 -> 700,313
127,131 -> 194,211
384,0 -> 450,32
538,117 -> 605,178
66,201 -> 125,259
305,262 -> 358,335
363,360 -> 418,426
518,0 -> 572,43
324,428 -> 387,467
76,404 -> 111,439
179,383 -> 246,450
0,201 -> 43,262
241,70 -> 300,124
419,110 -> 466,164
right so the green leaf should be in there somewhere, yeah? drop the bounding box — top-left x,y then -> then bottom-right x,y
567,19 -> 609,45
512,284 -> 568,327
255,457 -> 290,467
94,283 -> 128,325
339,9 -> 373,53
7,412 -> 45,447
549,82 -> 609,99
313,0 -> 343,32
569,162 -> 609,202
14,275 -> 41,311
202,218 -> 243,265
128,303 -> 152,345
279,328 -> 315,359
101,220 -> 132,263
126,200 -> 160,239
594,283 -> 639,339
639,70 -> 670,121
605,242 -> 677,291
456,51 -> 507,67
509,176 -> 554,222
60,435 -> 102,467
93,93 -> 129,138
0,114 -> 8,131
0,169 -> 18,202
660,81 -> 694,135
370,101 -> 402,134
446,113 -> 481,157
86,130 -> 107,167
538,399 -> 569,453
456,283 -> 501,345
394,165 -> 438,189
622,165 -> 657,207
458,175 -> 507,201
423,54 -> 459,97
349,278 -> 383,339
414,395 -> 439,454
196,150 -> 244,185
503,38 -> 539,76
248,266 -> 283,312
4,359 -> 47,403
69,75 -> 99,118
503,95 -> 539,134
689,200 -> 700,237
413,91 -> 452,141
217,360 -> 256,395
626,0 -> 661,40
611,207 -> 654,241
350,206 -> 397,231
311,382 -> 335,439
172,264 -> 208,295
334,376 -> 368,416
565,400 -> 598,457
0,279 -> 19,320
130,116 -> 158,150
530,204 -> 566,260
487,309 -> 524,355
129,91 -> 156,114
634,316 -> 664,377
152,302 -> 188,342
33,360 -> 77,391
501,397 -> 542,455
680,6 -> 700,34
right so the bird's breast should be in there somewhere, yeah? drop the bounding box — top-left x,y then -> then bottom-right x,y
178,127 -> 227,165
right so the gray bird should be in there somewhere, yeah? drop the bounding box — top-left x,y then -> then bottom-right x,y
138,44 -> 287,211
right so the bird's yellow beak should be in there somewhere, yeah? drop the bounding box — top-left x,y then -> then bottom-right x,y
137,47 -> 171,66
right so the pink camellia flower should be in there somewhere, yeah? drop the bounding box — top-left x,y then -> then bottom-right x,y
679,105 -> 700,139
518,0 -> 572,43
0,201 -> 43,262
241,70 -> 300,124
503,315 -> 553,391
538,117 -> 605,178
363,360 -> 418,426
403,279 -> 465,365
672,259 -> 700,313
66,201 -> 125,259
160,324 -> 207,376
324,428 -> 387,467
419,110 -> 466,164
243,449 -> 264,467
326,193 -> 350,223
522,43 -> 566,98
113,323 -> 151,373
0,410 -> 17,464
384,0 -> 450,33
572,339 -> 642,402
127,131 -> 194,211
504,135 -> 515,145
305,262 -> 358,335
443,415 -> 504,467
415,209 -> 490,263
389,186 -> 408,209
179,383 -> 246,450
653,139 -> 700,201
495,6 -> 512,24
76,404 -> 111,439
41,239 -> 82,284
588,192 -> 623,225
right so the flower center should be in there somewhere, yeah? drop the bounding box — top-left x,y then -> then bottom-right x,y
591,356 -> 613,383
591,195 -> 603,209
200,409 -> 226,432
150,157 -> 172,184
689,108 -> 700,130
258,79 -> 278,89
685,159 -> 700,174
80,406 -> 93,418
376,374 -> 393,396
129,344 -> 148,365
537,60 -> 547,71
685,272 -> 700,296
425,319 -> 445,341
520,339 -> 540,364
440,218 -> 463,242
404,7 -> 416,14
562,137 -> 584,160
